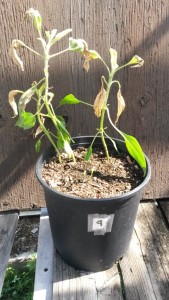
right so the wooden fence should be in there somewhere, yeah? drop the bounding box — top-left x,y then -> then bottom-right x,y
0,0 -> 169,210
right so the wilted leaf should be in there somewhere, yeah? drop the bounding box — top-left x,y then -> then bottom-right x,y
9,40 -> 24,71
15,111 -> 36,129
18,84 -> 38,114
59,94 -> 81,106
8,90 -> 22,117
35,139 -> 41,153
128,55 -> 144,68
110,48 -> 118,70
93,85 -> 107,117
83,49 -> 101,72
48,92 -> 54,103
122,132 -> 147,175
35,117 -> 45,137
84,146 -> 92,161
69,37 -> 86,52
26,8 -> 42,32
115,88 -> 125,124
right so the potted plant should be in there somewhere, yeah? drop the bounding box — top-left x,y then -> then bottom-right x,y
9,8 -> 151,272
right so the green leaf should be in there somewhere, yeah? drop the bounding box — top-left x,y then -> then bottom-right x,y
35,139 -> 41,153
122,132 -> 147,175
51,29 -> 72,45
84,146 -> 93,161
59,94 -> 81,106
15,111 -> 36,129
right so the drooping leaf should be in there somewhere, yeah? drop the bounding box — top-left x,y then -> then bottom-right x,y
84,146 -> 93,161
15,111 -> 36,129
51,29 -> 72,45
35,139 -> 41,153
122,132 -> 147,176
18,84 -> 38,114
35,117 -> 45,137
109,48 -> 118,71
9,40 -> 24,71
93,83 -> 107,117
26,8 -> 42,32
59,94 -> 81,106
8,90 -> 22,117
83,49 -> 101,72
115,88 -> 125,124
69,37 -> 86,52
128,55 -> 144,68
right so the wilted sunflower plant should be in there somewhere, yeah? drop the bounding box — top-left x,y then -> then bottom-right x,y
9,8 -> 146,176
9,8 -> 78,163
63,38 -> 147,175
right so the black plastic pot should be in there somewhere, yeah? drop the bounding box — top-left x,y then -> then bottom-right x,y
36,136 -> 151,272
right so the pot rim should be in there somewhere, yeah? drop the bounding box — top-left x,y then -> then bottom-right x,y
36,136 -> 151,202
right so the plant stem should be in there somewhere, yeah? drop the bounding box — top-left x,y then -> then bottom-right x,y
99,72 -> 114,159
50,48 -> 70,59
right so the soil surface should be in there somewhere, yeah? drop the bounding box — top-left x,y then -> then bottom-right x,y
42,147 -> 143,199
11,216 -> 39,258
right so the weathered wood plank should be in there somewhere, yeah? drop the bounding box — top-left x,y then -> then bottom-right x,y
158,200 -> 169,223
0,212 -> 18,294
33,208 -> 54,300
53,253 -> 122,299
35,208 -> 122,299
120,202 -> 169,300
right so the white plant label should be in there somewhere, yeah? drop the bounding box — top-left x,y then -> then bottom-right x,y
88,214 -> 114,235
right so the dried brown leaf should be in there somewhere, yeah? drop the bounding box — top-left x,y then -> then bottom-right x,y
9,40 -> 24,71
8,90 -> 21,117
93,86 -> 107,118
115,88 -> 125,124
83,49 -> 100,72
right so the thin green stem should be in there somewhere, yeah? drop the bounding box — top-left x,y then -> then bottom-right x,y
106,107 -> 125,140
50,48 -> 70,59
99,71 -> 114,159
21,42 -> 43,58
99,57 -> 110,73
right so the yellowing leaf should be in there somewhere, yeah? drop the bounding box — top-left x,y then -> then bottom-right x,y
8,90 -> 22,117
128,55 -> 144,68
9,40 -> 24,71
115,88 -> 126,124
110,48 -> 118,70
83,49 -> 100,72
93,85 -> 107,117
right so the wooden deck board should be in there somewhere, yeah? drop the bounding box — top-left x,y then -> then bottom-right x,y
33,208 -> 54,300
158,199 -> 169,223
120,202 -> 169,300
0,212 -> 18,294
34,204 -> 169,299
